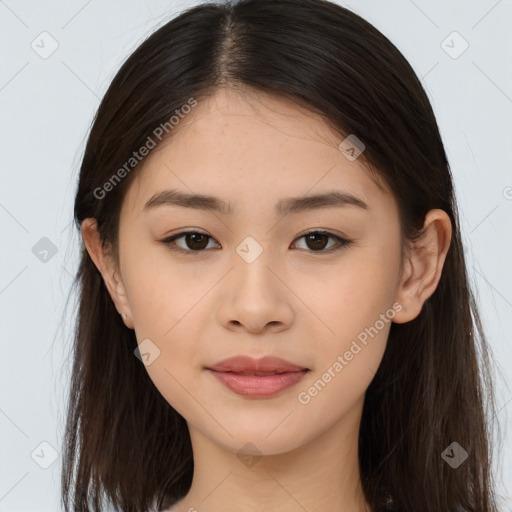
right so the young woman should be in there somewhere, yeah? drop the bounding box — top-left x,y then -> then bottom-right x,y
61,0 -> 499,510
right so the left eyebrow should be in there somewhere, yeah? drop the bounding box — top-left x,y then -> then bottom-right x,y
143,189 -> 369,216
276,190 -> 369,215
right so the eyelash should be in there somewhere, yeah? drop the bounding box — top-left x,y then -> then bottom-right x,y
159,230 -> 353,255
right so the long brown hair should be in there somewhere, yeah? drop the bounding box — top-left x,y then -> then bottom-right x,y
62,0 -> 499,510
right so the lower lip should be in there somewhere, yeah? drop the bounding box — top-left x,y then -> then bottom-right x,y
208,369 -> 309,398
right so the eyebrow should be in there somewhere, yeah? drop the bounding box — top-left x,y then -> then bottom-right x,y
143,188 -> 369,216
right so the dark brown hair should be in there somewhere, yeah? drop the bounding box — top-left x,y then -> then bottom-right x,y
63,0 -> 499,510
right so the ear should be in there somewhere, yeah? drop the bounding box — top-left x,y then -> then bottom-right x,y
392,209 -> 452,324
81,218 -> 134,329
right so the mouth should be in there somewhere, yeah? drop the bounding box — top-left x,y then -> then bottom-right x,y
205,355 -> 310,398
207,368 -> 310,398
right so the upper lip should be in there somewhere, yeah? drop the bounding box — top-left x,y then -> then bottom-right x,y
207,355 -> 308,373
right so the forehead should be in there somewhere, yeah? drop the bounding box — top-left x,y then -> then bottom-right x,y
122,87 -> 391,215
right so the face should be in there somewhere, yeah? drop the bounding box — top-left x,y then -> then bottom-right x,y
98,88 -> 408,454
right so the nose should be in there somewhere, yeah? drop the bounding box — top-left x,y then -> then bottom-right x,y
215,243 -> 295,334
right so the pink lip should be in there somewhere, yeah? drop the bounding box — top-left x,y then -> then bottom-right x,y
206,355 -> 310,398
208,369 -> 309,397
207,355 -> 308,373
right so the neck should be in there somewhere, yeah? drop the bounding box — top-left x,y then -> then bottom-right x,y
170,396 -> 371,512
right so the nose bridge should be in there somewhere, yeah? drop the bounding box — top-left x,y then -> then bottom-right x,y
215,232 -> 294,332
230,233 -> 277,294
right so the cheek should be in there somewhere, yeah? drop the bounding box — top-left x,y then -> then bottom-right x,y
297,246 -> 400,344
120,243 -> 217,396
292,246 -> 399,400
125,268 -> 207,417
294,264 -> 395,418
121,234 -> 208,337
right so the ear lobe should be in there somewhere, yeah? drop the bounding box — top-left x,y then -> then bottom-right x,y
81,218 -> 134,329
392,209 -> 452,324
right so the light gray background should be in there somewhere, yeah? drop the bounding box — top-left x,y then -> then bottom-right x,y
0,0 -> 511,510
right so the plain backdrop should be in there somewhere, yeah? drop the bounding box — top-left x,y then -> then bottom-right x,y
0,0 -> 511,510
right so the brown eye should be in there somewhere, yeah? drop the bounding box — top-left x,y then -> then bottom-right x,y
292,230 -> 352,253
304,232 -> 330,251
162,231 -> 219,253
182,232 -> 210,250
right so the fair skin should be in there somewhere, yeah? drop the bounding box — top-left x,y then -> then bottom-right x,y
82,88 -> 452,512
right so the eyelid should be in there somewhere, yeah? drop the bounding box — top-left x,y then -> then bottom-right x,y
159,229 -> 353,254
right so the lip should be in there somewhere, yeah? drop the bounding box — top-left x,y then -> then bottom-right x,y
207,355 -> 308,373
206,355 -> 310,398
